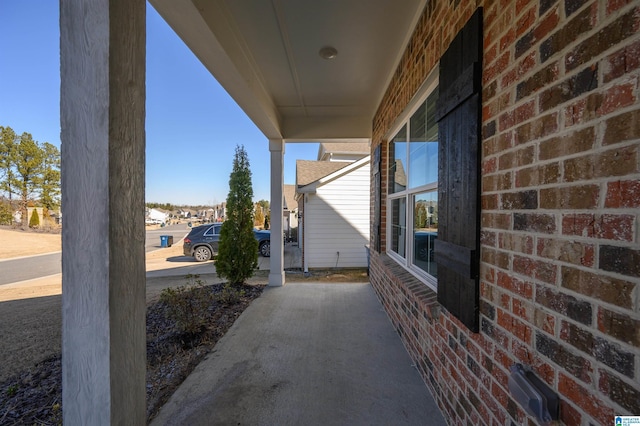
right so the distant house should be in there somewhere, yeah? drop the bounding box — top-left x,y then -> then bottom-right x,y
177,208 -> 195,218
146,208 -> 168,224
296,142 -> 370,269
283,184 -> 298,241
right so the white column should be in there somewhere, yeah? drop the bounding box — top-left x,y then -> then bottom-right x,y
60,0 -> 146,424
269,139 -> 285,286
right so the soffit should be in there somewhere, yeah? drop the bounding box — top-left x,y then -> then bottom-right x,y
149,0 -> 426,141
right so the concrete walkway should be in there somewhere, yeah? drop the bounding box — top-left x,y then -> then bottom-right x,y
151,282 -> 445,426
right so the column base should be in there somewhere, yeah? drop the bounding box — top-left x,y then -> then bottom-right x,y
268,272 -> 285,287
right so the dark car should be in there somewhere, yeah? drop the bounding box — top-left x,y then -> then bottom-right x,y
183,223 -> 271,262
254,228 -> 271,257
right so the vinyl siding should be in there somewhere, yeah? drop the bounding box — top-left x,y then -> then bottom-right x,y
305,162 -> 370,268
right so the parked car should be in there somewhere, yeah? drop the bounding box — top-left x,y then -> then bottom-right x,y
183,223 -> 271,262
254,228 -> 271,257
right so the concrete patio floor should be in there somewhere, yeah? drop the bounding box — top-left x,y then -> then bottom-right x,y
151,282 -> 445,425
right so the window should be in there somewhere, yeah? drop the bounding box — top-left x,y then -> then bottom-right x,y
387,82 -> 439,288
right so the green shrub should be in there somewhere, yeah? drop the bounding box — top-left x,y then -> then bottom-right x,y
28,209 -> 40,228
216,145 -> 258,285
159,275 -> 214,335
215,284 -> 245,306
0,203 -> 12,225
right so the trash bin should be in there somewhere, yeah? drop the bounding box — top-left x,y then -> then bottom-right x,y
160,235 -> 173,248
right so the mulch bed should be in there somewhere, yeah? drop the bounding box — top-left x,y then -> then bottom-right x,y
0,282 -> 264,425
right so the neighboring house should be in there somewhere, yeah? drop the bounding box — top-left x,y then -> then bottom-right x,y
283,184 -> 298,240
146,208 -> 168,224
317,142 -> 369,162
296,151 -> 370,269
212,203 -> 226,222
177,208 -> 194,218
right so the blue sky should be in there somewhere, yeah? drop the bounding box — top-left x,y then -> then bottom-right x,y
0,2 -> 319,206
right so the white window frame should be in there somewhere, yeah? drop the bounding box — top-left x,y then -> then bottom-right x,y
386,69 -> 439,291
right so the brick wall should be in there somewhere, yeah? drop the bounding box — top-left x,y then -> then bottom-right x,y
370,1 -> 640,424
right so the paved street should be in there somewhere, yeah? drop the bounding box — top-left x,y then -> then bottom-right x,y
0,224 -> 189,286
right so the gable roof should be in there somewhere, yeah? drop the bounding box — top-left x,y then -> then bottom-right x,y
296,160 -> 349,187
297,156 -> 370,194
283,184 -> 298,211
318,142 -> 370,160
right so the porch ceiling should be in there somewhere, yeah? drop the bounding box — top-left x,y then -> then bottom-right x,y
149,0 -> 427,142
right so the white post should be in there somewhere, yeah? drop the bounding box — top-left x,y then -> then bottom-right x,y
60,0 -> 146,423
269,139 -> 285,286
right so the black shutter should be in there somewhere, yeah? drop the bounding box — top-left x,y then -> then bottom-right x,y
435,8 -> 483,332
373,144 -> 381,252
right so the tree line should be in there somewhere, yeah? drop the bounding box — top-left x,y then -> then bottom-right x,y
0,125 -> 61,225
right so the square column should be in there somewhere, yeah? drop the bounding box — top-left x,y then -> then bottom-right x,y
269,139 -> 285,286
60,0 -> 146,424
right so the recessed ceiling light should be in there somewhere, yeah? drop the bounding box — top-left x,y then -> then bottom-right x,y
319,46 -> 338,60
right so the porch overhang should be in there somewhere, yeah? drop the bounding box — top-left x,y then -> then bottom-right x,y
148,0 -> 427,142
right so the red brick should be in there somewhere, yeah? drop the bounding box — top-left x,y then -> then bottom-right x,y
484,51 -> 511,84
540,185 -> 599,209
499,28 -> 516,53
499,291 -> 511,310
498,109 -> 516,132
534,5 -> 560,41
564,5 -> 637,71
483,157 -> 497,174
564,145 -> 638,182
603,108 -> 640,146
514,112 -> 559,145
481,213 -> 511,230
513,298 -> 533,324
562,213 -> 595,237
481,385 -> 508,425
538,126 -> 594,160
559,400 -> 582,426
485,42 -> 498,67
481,230 -> 497,247
595,214 -> 635,241
537,238 -> 594,267
514,101 -> 535,125
516,5 -> 536,37
514,212 -> 556,234
496,271 -> 533,298
499,146 -> 535,170
603,39 -> 640,83
498,232 -> 534,255
533,308 -> 556,335
540,65 -> 599,112
598,369 -> 640,414
482,194 -> 499,210
535,285 -> 592,325
537,331 -> 593,383
540,5 -> 595,63
515,162 -> 560,188
558,373 -> 614,425
598,307 -> 640,347
605,180 -> 640,208
597,81 -> 636,116
516,62 -> 560,100
607,0 -> 634,15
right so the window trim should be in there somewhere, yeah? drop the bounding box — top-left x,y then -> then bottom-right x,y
385,69 -> 439,291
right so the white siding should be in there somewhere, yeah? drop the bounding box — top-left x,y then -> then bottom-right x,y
305,162 -> 370,268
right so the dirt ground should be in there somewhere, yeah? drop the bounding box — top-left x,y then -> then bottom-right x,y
0,228 -> 61,259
